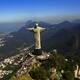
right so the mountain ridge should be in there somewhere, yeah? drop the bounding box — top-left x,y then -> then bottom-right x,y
0,20 -> 80,58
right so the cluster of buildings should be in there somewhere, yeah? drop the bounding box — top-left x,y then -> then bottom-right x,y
0,46 -> 32,79
0,38 -> 5,47
0,70 -> 12,79
0,49 -> 80,79
0,33 -> 15,48
0,58 -> 14,79
0,33 -> 8,47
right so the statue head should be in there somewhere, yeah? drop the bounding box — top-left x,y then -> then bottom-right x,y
34,23 -> 38,28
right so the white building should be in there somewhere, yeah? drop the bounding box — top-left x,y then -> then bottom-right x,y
74,65 -> 80,79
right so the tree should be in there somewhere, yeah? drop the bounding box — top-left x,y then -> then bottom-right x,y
10,74 -> 32,80
30,67 -> 49,80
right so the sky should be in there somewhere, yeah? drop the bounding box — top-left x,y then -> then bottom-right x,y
0,0 -> 80,23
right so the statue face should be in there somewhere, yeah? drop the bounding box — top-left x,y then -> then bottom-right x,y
34,23 -> 38,28
34,25 -> 37,28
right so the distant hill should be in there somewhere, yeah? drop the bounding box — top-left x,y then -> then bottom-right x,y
72,19 -> 80,23
43,21 -> 80,52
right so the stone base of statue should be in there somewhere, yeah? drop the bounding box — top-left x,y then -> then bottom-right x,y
32,49 -> 42,55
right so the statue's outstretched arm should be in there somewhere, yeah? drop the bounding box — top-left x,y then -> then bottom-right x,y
40,28 -> 47,32
26,28 -> 34,32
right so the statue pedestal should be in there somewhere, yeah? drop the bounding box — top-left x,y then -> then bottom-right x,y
33,49 -> 42,55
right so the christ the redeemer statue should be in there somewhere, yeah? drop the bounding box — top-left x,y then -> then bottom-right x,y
27,23 -> 46,55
